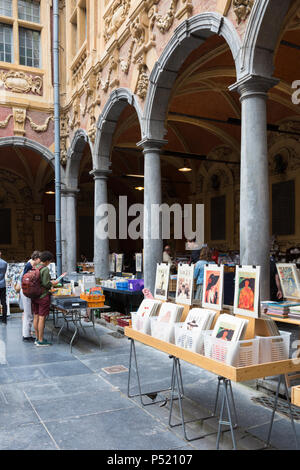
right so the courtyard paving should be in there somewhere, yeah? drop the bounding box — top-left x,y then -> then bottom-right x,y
0,312 -> 299,451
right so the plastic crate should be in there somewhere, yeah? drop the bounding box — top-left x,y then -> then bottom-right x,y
150,317 -> 176,344
117,316 -> 131,327
257,330 -> 291,364
116,281 -> 129,290
128,279 -> 144,291
80,294 -> 105,302
131,312 -> 152,334
203,330 -> 259,367
175,323 -> 205,354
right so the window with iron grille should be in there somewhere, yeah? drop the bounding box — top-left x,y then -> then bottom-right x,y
19,27 -> 40,67
0,23 -> 12,63
18,0 -> 40,23
0,0 -> 12,17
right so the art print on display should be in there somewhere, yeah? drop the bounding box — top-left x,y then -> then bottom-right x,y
233,266 -> 261,318
202,265 -> 224,311
135,253 -> 143,273
109,254 -> 115,273
176,264 -> 195,306
5,263 -> 25,303
276,263 -> 300,299
116,254 -> 123,273
154,263 -> 170,300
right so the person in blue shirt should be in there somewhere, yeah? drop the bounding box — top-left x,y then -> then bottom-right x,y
20,251 -> 41,341
0,251 -> 8,324
194,246 -> 215,301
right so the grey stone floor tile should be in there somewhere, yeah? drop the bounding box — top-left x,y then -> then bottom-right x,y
0,423 -> 58,450
247,418 -> 300,450
39,359 -> 92,378
0,401 -> 39,430
1,381 -> 60,404
45,406 -> 188,450
10,365 -> 48,383
32,389 -> 134,421
0,368 -> 15,384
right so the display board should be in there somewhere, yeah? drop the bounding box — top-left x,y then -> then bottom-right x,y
154,263 -> 170,301
233,265 -> 261,318
135,253 -> 143,273
109,254 -> 116,273
202,264 -> 224,311
116,254 -> 123,274
5,263 -> 25,303
176,264 -> 195,306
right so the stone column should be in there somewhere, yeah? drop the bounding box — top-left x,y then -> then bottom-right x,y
91,169 -> 111,280
230,75 -> 278,300
64,188 -> 79,273
61,190 -> 68,272
137,138 -> 167,293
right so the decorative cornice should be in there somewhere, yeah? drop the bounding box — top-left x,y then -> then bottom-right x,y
229,74 -> 279,99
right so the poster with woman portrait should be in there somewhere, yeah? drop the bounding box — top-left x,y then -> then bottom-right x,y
202,265 -> 224,311
154,263 -> 170,300
233,266 -> 261,318
276,263 -> 300,299
135,253 -> 143,273
176,264 -> 195,305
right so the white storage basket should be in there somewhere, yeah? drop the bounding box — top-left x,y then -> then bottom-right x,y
151,318 -> 175,343
257,330 -> 291,364
203,331 -> 259,367
174,323 -> 205,354
131,312 -> 151,335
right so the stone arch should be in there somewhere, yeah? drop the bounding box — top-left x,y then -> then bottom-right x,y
240,0 -> 294,78
93,88 -> 143,170
66,128 -> 92,189
0,136 -> 54,168
142,12 -> 242,141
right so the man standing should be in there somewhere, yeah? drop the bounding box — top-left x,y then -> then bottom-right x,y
0,251 -> 8,324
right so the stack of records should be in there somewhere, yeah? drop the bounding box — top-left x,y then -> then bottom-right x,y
288,305 -> 300,320
157,302 -> 184,323
262,301 -> 300,318
136,299 -> 161,318
184,308 -> 216,331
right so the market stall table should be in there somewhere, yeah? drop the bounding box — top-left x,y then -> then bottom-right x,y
125,326 -> 300,450
101,287 -> 143,315
50,297 -> 102,352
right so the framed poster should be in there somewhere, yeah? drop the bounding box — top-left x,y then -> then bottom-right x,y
135,253 -> 143,273
233,266 -> 261,318
202,264 -> 224,311
176,264 -> 195,306
109,254 -> 115,273
116,254 -> 123,274
276,263 -> 300,299
5,263 -> 25,303
154,263 -> 170,301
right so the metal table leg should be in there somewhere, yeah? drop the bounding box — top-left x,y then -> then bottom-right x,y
265,374 -> 299,450
168,357 -> 225,442
216,378 -> 237,450
127,339 -> 174,406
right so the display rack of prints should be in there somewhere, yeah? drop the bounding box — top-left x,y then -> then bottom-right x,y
116,254 -> 123,273
5,263 -> 25,303
154,263 -> 170,301
175,308 -> 217,353
135,253 -> 143,273
176,264 -> 195,306
202,264 -> 224,311
49,263 -> 56,280
233,265 -> 261,318
276,263 -> 300,299
211,313 -> 248,343
109,254 -> 116,273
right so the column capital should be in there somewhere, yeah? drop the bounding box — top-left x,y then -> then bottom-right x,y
229,74 -> 279,101
89,168 -> 111,180
137,138 -> 168,154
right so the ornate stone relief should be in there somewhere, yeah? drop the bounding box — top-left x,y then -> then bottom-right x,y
135,63 -> 149,100
0,70 -> 42,95
69,95 -> 81,130
0,113 -> 13,128
153,0 -> 178,34
60,112 -> 70,165
13,107 -> 27,136
232,0 -> 254,24
103,0 -> 131,42
27,115 -> 53,132
97,55 -> 119,93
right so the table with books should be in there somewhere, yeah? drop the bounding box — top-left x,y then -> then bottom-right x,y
124,263 -> 300,450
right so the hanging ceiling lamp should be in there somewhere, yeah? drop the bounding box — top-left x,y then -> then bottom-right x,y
178,159 -> 192,172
